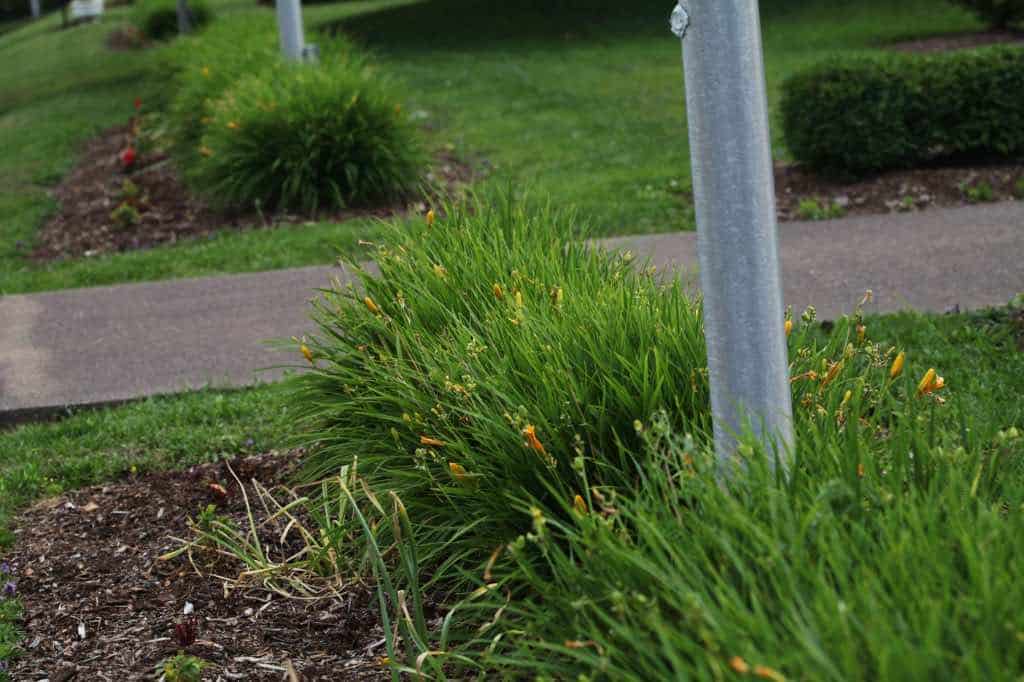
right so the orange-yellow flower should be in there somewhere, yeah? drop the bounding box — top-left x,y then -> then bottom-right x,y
784,319 -> 793,337
819,360 -> 843,389
201,65 -> 210,77
856,324 -> 866,344
198,146 -> 213,157
426,209 -> 435,227
572,494 -> 587,514
420,435 -> 445,448
300,344 -> 313,363
752,665 -> 786,682
730,656 -> 750,674
492,283 -> 504,300
916,368 -> 945,396
449,461 -> 468,480
364,297 -> 381,315
522,424 -> 546,456
890,351 -> 905,379
227,121 -> 239,130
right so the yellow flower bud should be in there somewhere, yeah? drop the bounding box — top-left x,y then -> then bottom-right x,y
300,344 -> 313,363
492,283 -> 504,300
890,351 -> 905,379
573,494 -> 587,515
784,319 -> 793,337
426,209 -> 435,227
364,297 -> 381,315
420,435 -> 445,448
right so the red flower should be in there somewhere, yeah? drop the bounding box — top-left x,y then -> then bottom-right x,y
134,98 -> 142,111
120,147 -> 136,168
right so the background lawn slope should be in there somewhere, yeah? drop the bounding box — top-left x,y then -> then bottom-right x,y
0,0 -> 982,294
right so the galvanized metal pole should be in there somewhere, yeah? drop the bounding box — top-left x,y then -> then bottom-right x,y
671,1 -> 794,471
29,0 -> 40,19
275,0 -> 305,61
175,0 -> 192,34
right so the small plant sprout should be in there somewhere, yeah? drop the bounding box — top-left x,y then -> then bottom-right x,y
1013,176 -> 1024,199
159,652 -> 207,682
962,180 -> 995,203
796,197 -> 845,221
110,203 -> 141,230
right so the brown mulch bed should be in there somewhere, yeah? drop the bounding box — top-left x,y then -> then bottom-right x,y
34,124 -> 473,262
2,452 -> 388,680
775,161 -> 1024,222
888,29 -> 1024,53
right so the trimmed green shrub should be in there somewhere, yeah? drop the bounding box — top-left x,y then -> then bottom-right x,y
189,55 -> 426,212
781,47 -> 1024,176
133,0 -> 212,41
948,0 -> 1024,28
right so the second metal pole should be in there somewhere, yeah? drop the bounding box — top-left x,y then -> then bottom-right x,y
672,0 -> 794,471
275,0 -> 305,61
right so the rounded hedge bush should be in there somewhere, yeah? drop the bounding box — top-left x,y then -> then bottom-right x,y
190,57 -> 426,212
948,0 -> 1024,29
134,0 -> 212,41
781,47 -> 1024,176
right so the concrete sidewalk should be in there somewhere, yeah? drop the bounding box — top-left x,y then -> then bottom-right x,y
1,202 -> 1022,421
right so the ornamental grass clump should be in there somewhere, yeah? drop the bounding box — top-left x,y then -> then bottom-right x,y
291,199 -> 710,574
350,289 -> 1024,680
163,16 -> 283,165
189,54 -> 425,213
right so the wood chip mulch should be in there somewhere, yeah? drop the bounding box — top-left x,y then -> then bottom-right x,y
1,451 -> 388,681
32,123 -> 474,262
888,29 -> 1024,53
774,160 -> 1024,222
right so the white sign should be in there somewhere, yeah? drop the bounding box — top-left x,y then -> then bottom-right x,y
69,0 -> 104,21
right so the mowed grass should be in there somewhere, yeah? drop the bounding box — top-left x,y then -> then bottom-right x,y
0,0 -> 981,294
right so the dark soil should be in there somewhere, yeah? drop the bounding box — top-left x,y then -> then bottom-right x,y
33,124 -> 474,262
775,161 -> 1024,223
2,452 -> 388,680
888,29 -> 1024,53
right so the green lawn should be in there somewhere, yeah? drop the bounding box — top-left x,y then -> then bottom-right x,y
0,0 -> 981,294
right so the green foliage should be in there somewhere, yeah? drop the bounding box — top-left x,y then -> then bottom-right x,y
796,196 -> 846,220
163,15 -> 281,164
293,199 -> 710,570
323,277 -> 1024,677
133,0 -> 212,42
453,412 -> 1024,680
0,596 -> 20,676
189,55 -> 426,213
160,653 -> 207,682
781,47 -> 1024,176
962,179 -> 996,202
110,201 -> 141,229
947,0 -> 1024,28
1015,175 -> 1024,198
